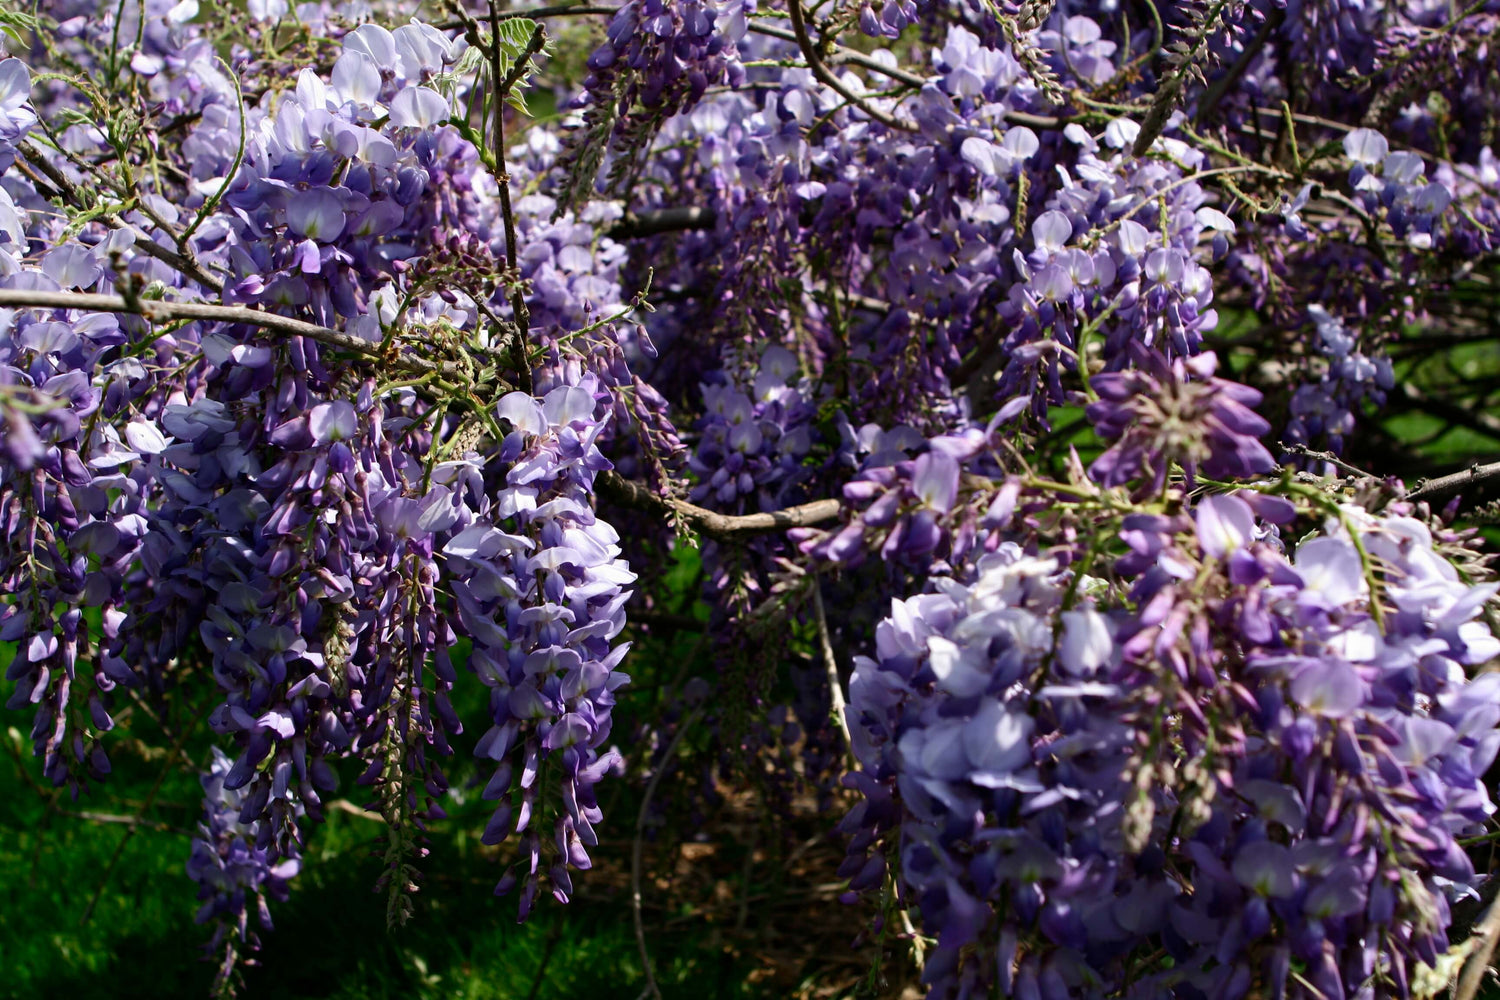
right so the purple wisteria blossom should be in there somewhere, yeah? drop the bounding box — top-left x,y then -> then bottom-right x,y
841,489 -> 1500,1000
3,0 -> 1500,994
689,344 -> 816,511
447,377 -> 634,917
187,747 -> 302,991
1087,348 -> 1275,491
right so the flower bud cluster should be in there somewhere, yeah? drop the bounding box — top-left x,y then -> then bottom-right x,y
555,0 -> 753,210
994,117 -> 1233,420
1086,347 -> 1276,492
1285,305 -> 1396,456
0,57 -> 35,173
0,285 -> 141,791
1342,128 -> 1455,250
212,26 -> 463,323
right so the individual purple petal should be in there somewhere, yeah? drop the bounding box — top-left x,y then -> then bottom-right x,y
40,244 -> 101,289
1196,494 -> 1254,559
911,451 -> 960,513
285,188 -> 346,242
1289,658 -> 1364,717
498,393 -> 547,436
1293,537 -> 1366,607
0,57 -> 30,113
1304,864 -> 1368,919
962,701 -> 1034,781
1032,210 -> 1072,254
308,400 -> 358,445
123,419 -> 170,455
1342,129 -> 1389,165
927,635 -> 989,697
1232,841 -> 1297,898
331,50 -> 381,106
1058,609 -> 1112,677
388,86 -> 449,128
960,137 -> 1003,177
543,385 -> 596,427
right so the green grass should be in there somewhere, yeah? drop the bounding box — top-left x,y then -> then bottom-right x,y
0,568 -> 883,1000
0,717 -> 802,1000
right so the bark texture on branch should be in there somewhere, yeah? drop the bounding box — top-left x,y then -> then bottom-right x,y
0,289 -> 477,380
1407,460 -> 1500,509
596,470 -> 842,539
607,206 -> 717,239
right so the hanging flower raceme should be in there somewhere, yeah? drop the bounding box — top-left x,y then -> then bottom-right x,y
689,344 -> 817,512
554,0 -> 753,212
446,376 -> 634,917
186,746 -> 303,993
1285,305 -> 1396,457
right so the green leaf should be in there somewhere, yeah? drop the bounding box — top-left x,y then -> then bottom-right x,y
493,16 -> 540,55
490,17 -> 549,106
0,4 -> 38,46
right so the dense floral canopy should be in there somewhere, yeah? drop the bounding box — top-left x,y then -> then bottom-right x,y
3,0 -> 1500,996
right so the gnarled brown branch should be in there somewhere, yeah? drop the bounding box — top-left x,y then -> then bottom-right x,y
597,470 -> 842,538
16,142 -> 227,294
1406,460 -> 1500,509
608,206 -> 717,239
784,0 -> 912,132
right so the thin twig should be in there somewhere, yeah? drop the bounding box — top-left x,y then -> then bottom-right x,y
327,798 -> 386,821
1407,460 -> 1500,509
1194,6 -> 1283,125
500,2 -> 616,18
59,809 -> 189,834
784,0 -> 911,132
0,288 -> 476,380
1456,890 -> 1500,1000
1132,0 -> 1233,156
813,575 -> 925,970
487,5 -> 543,395
747,21 -> 922,88
1398,381 -> 1500,442
436,3 -> 616,29
499,22 -> 549,94
597,470 -> 842,539
1279,442 -> 1371,479
524,919 -> 565,1000
632,708 -> 702,1000
608,206 -> 717,239
748,18 -> 1065,130
79,714 -> 198,926
809,574 -> 855,767
17,142 -> 226,293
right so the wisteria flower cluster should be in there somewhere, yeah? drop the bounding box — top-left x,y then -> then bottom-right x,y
689,344 -> 816,512
840,485 -> 1500,999
1286,305 -> 1397,455
186,747 -> 303,983
554,0 -> 752,212
2,0 -> 1500,995
448,378 -> 633,916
